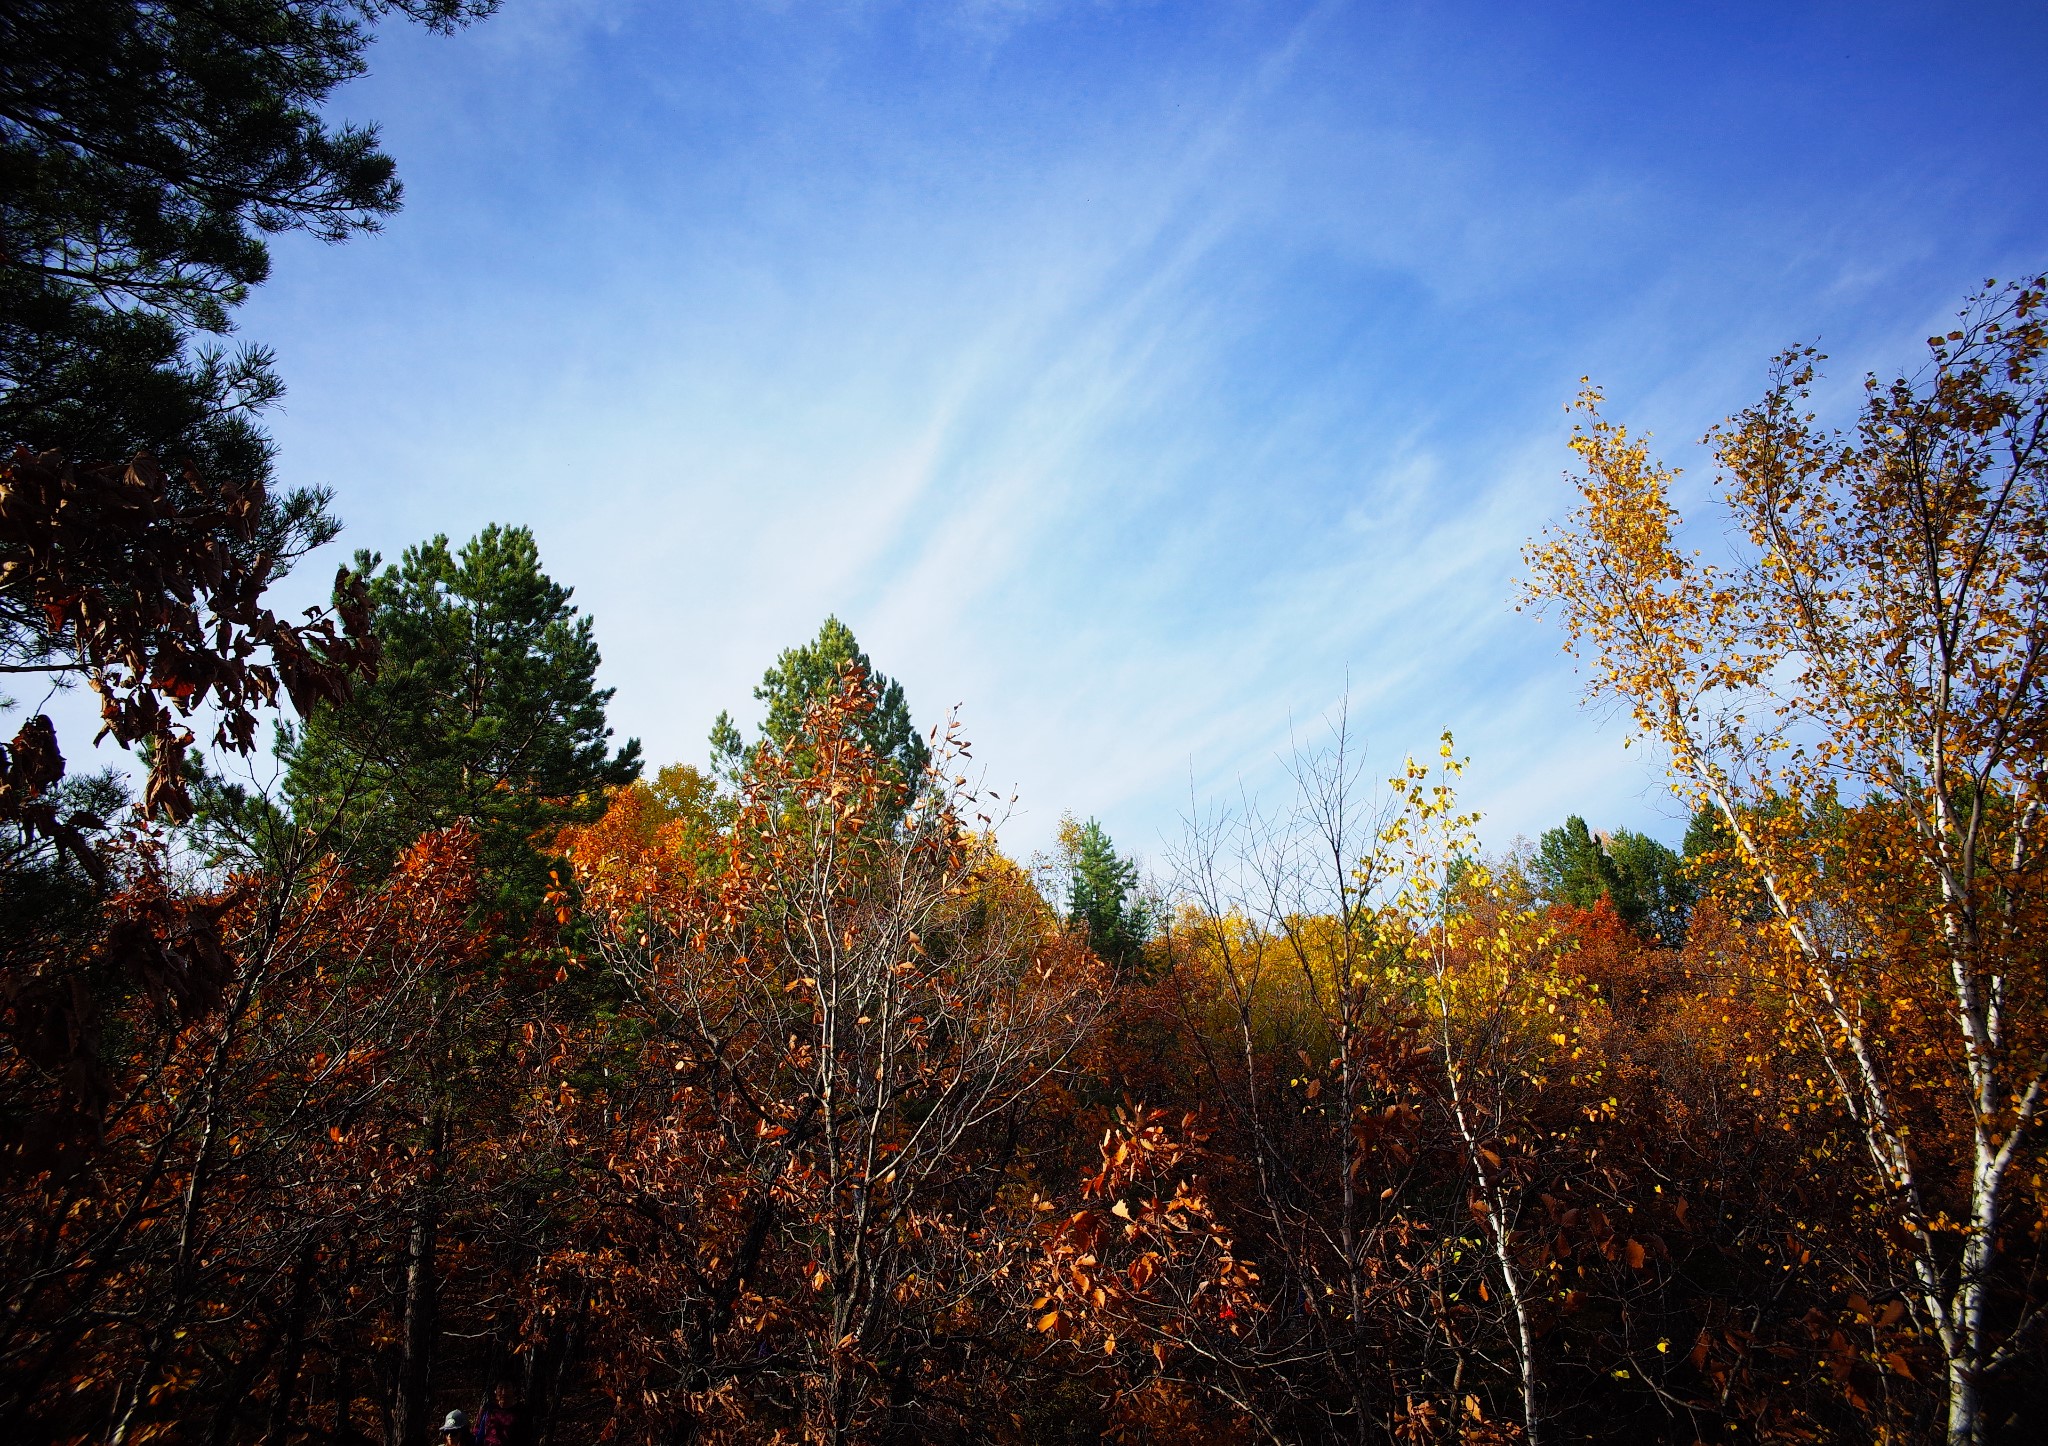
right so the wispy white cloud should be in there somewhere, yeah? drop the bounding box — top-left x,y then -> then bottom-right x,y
185,0 -> 2048,874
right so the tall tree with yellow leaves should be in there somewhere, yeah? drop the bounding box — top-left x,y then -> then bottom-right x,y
1523,277 -> 2048,1446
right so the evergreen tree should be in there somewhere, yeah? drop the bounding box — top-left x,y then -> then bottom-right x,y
1529,816 -> 1619,911
712,616 -> 929,795
1603,827 -> 1695,947
1680,804 -> 1774,923
282,525 -> 639,907
1059,815 -> 1152,977
1530,815 -> 1693,945
0,768 -> 127,983
1,0 -> 492,498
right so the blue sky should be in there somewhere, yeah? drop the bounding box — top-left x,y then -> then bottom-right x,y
211,0 -> 2047,867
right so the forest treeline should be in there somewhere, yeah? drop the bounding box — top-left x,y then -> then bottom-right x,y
5,6 -> 2048,1445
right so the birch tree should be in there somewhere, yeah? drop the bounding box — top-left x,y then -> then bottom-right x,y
1523,277 -> 2048,1446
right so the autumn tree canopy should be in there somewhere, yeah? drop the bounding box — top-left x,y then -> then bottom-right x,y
6,105 -> 2048,1445
1524,275 -> 2048,1446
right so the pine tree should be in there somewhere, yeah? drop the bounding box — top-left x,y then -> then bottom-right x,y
282,525 -> 639,907
1,0 -> 493,496
1530,815 -> 1693,945
1060,815 -> 1152,977
712,616 -> 929,796
1602,828 -> 1694,946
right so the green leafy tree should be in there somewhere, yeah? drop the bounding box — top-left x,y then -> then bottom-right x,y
1059,814 -> 1153,977
1529,816 -> 1619,909
712,616 -> 930,794
1,0 -> 493,493
282,525 -> 639,907
1604,828 -> 1694,947
1530,815 -> 1693,945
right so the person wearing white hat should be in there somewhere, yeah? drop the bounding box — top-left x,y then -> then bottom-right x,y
438,1409 -> 471,1445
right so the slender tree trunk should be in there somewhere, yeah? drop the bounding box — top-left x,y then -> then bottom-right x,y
1433,988 -> 1540,1446
534,1292 -> 584,1446
824,1286 -> 862,1446
108,1045 -> 236,1446
1455,1099 -> 1540,1445
389,1107 -> 446,1446
1946,1358 -> 1983,1446
199,1341 -> 280,1446
329,1331 -> 358,1445
1335,1006 -> 1373,1446
1945,1174 -> 1999,1446
264,1241 -> 319,1446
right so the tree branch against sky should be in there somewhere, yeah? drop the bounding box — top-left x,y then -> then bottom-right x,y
1,0 -> 496,507
1523,278 -> 2048,1446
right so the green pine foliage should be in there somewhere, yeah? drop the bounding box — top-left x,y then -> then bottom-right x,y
0,770 -> 127,984
1530,814 -> 1695,945
1680,803 -> 1784,924
281,525 -> 640,908
1,0 -> 492,514
1060,816 -> 1154,977
712,616 -> 930,797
